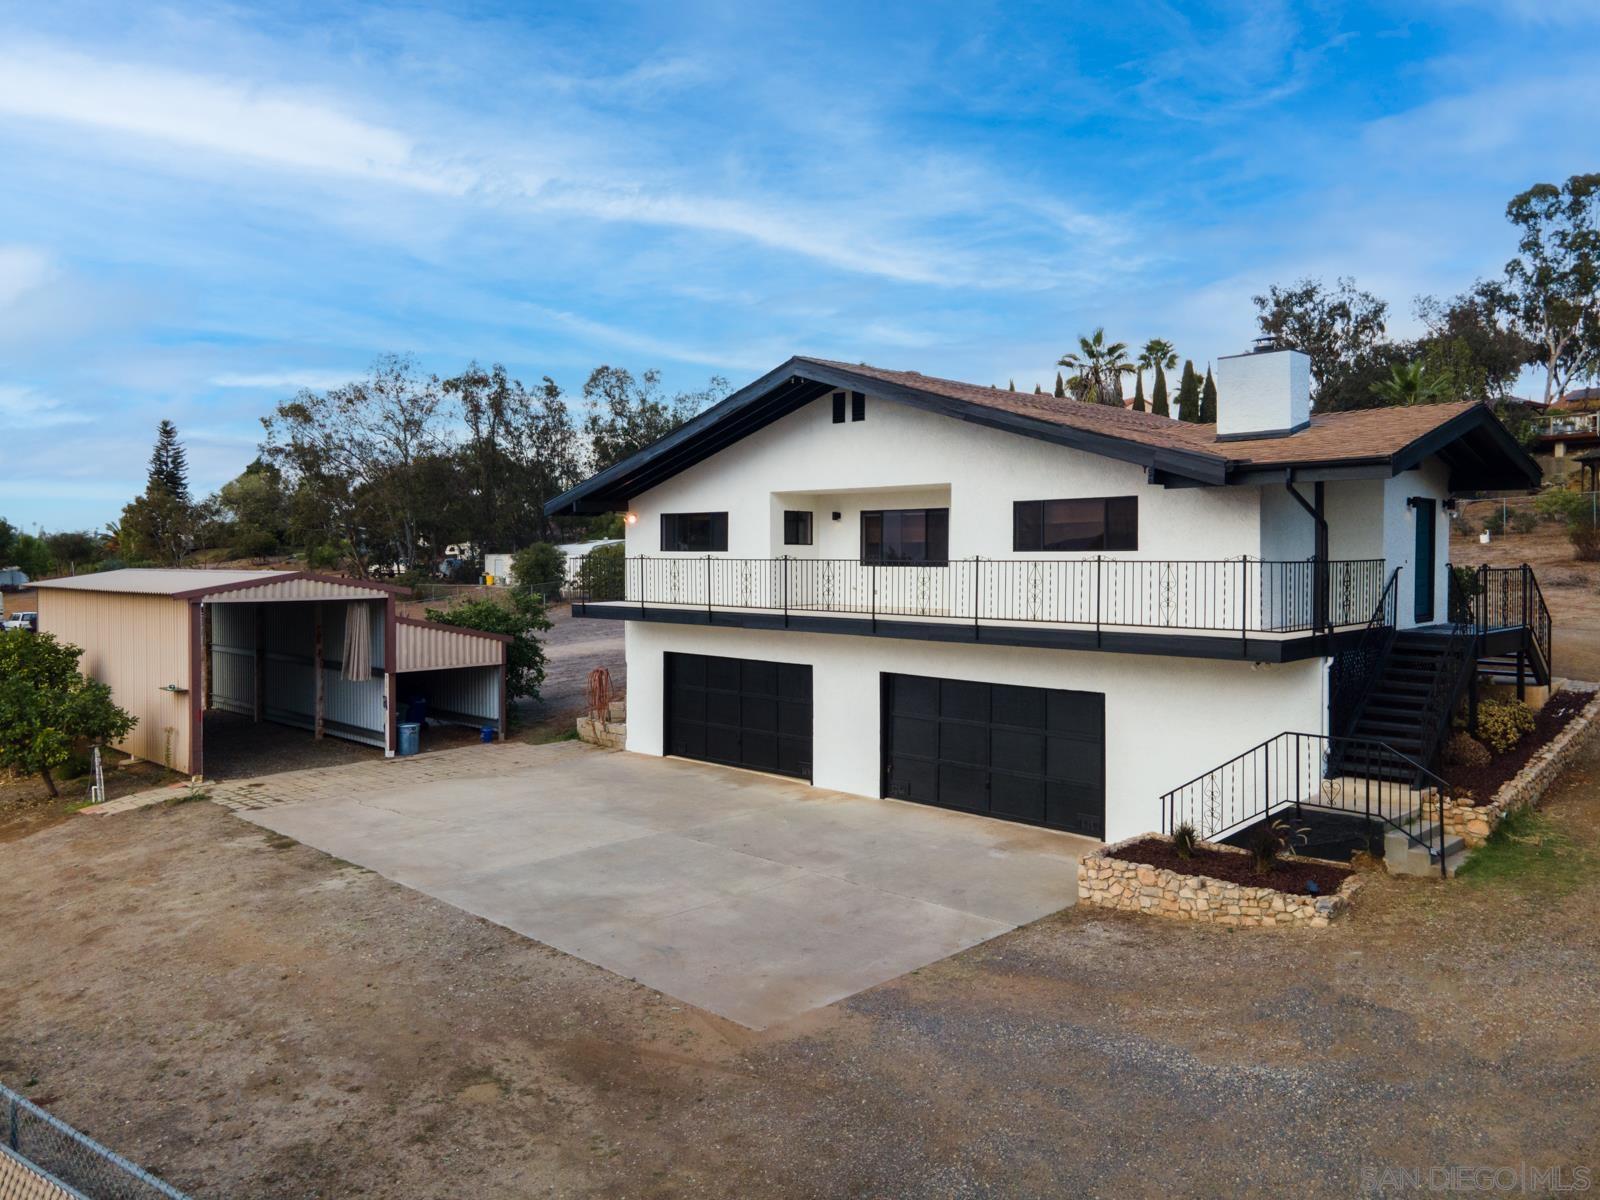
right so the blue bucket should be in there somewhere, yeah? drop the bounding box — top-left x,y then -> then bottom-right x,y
397,722 -> 421,756
480,726 -> 496,744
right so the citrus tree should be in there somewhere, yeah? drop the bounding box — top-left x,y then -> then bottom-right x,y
0,631 -> 136,798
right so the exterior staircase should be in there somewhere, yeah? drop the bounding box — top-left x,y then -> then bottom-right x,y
1381,795 -> 1469,877
1340,627 -> 1475,782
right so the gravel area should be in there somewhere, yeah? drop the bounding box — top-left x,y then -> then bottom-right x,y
514,602 -> 625,727
2,728 -> 1597,1195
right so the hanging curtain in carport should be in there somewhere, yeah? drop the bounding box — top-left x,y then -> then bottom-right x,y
342,602 -> 372,681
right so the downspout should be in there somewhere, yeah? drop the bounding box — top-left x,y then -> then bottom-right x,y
1283,469 -> 1329,634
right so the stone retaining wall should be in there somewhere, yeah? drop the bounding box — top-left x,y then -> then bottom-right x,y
1078,835 -> 1362,928
1429,684 -> 1600,847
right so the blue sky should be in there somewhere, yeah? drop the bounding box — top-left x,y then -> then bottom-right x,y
0,0 -> 1595,531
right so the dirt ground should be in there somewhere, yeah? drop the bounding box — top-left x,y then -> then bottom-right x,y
1451,499 -> 1600,681
0,754 -> 180,843
2,729 -> 1598,1197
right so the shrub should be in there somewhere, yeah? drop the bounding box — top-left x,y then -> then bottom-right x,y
1171,822 -> 1197,859
1475,698 -> 1537,755
510,543 -> 566,598
1442,730 -> 1491,768
1508,508 -> 1537,535
1247,818 -> 1308,874
1448,564 -> 1482,623
305,543 -> 342,570
425,592 -> 552,703
1535,488 -> 1592,527
0,632 -> 136,797
1483,509 -> 1506,536
576,543 -> 625,600
1572,524 -> 1600,562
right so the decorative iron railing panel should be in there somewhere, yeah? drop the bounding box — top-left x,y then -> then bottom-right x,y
573,555 -> 1390,638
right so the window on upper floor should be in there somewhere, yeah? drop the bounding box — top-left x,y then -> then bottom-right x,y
832,392 -> 846,423
660,512 -> 729,552
1012,496 -> 1138,552
861,508 -> 949,565
851,391 -> 866,421
783,510 -> 813,546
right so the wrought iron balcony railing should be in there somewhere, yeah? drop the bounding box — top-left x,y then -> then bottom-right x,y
570,555 -> 1390,638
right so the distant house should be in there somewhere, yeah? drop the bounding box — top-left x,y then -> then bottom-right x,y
483,541 -> 623,589
0,567 -> 29,589
1531,387 -> 1600,479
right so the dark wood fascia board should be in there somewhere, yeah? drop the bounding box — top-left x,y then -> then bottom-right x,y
544,358 -> 1233,515
574,602 -> 1356,664
1389,404 -> 1541,489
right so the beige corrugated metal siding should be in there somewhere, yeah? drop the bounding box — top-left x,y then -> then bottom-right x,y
205,577 -> 390,604
396,620 -> 505,671
35,568 -> 292,595
38,589 -> 194,773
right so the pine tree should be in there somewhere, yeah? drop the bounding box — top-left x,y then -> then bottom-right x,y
1007,379 -> 1016,391
1054,371 -> 1066,398
1132,373 -> 1147,412
1033,382 -> 1043,394
1200,366 -> 1218,424
1175,361 -> 1201,423
147,420 -> 190,502
1151,362 -> 1170,417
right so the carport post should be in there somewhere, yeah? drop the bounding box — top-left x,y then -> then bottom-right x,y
384,595 -> 397,757
313,602 -> 325,740
252,602 -> 265,722
188,599 -> 205,780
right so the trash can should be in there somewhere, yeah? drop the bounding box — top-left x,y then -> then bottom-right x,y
397,722 -> 422,757
480,726 -> 496,744
405,696 -> 428,724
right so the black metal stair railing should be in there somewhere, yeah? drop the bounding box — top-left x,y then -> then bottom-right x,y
570,554 -> 1389,638
1329,567 -> 1400,738
1160,731 -> 1453,876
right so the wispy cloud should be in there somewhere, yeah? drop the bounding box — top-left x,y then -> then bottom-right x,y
0,384 -> 93,429
210,370 -> 361,390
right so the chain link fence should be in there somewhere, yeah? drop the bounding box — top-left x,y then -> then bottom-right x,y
1,1083 -> 190,1200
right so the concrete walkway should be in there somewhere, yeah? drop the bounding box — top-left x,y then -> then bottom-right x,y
229,741 -> 1091,1028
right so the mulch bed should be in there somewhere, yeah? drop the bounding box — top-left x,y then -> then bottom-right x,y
1110,837 -> 1354,897
1440,689 -> 1591,802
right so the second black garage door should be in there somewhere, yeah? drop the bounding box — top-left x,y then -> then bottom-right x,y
882,673 -> 1104,837
665,652 -> 813,780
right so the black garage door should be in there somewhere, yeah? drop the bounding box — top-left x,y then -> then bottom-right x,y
666,652 -> 812,780
882,674 -> 1104,837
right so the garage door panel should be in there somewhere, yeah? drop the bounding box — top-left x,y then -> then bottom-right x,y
706,691 -> 741,726
706,656 -> 741,689
741,658 -> 778,695
940,721 -> 989,767
742,696 -> 779,733
884,673 -> 1104,837
993,685 -> 1047,729
1048,782 -> 1103,836
892,715 -> 939,758
991,772 -> 1046,822
887,756 -> 937,803
778,663 -> 812,701
893,674 -> 939,717
940,680 -> 989,721
992,728 -> 1045,773
1048,690 -> 1103,736
778,700 -> 810,737
1047,736 -> 1102,786
937,764 -> 989,813
666,653 -> 812,782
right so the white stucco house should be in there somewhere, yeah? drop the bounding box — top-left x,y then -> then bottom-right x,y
546,342 -> 1546,860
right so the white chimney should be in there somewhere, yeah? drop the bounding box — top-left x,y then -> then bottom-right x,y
1215,337 -> 1311,440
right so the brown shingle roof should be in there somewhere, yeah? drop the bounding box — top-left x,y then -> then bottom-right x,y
800,358 -> 1484,469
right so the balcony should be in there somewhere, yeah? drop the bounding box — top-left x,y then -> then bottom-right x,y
1536,413 -> 1600,440
570,555 -> 1393,662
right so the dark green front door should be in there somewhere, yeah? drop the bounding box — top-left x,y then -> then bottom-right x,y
1413,497 -> 1436,623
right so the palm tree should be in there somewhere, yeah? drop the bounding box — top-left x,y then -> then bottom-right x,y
1059,328 -> 1136,406
1137,338 -> 1178,401
1370,360 -> 1448,407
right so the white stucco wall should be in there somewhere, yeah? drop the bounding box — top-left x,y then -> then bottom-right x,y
624,391 -> 1264,562
624,620 -> 1325,843
1382,461 -> 1452,628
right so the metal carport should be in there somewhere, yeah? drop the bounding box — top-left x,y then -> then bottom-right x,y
34,569 -> 508,778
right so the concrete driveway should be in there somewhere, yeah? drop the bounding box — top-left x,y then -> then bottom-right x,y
237,741 -> 1090,1028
